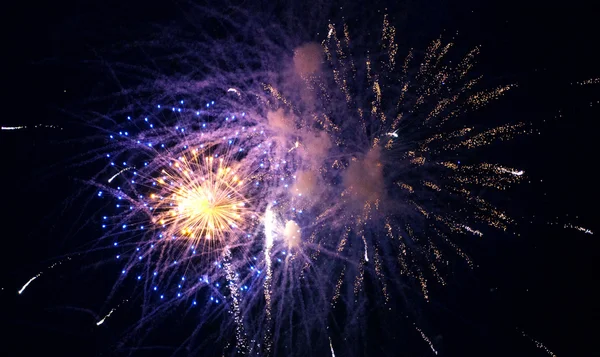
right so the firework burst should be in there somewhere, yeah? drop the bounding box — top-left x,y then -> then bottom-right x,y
33,6 -> 570,356
149,150 -> 251,247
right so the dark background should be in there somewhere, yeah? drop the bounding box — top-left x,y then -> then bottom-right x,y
1,0 -> 598,356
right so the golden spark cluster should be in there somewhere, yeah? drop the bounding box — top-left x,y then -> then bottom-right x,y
148,149 -> 251,249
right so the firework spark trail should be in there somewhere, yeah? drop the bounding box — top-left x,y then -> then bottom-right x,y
415,326 -> 438,355
331,268 -> 345,307
108,167 -> 133,183
499,168 -> 524,176
563,224 -> 593,235
463,225 -> 483,237
362,235 -> 369,262
262,206 -> 275,354
18,275 -> 40,295
96,299 -> 129,326
223,248 -> 248,353
18,258 -> 71,295
329,336 -> 336,357
573,78 -> 600,85
2,124 -> 63,131
520,330 -> 557,357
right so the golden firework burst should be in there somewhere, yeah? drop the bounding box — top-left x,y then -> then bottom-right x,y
149,148 -> 251,249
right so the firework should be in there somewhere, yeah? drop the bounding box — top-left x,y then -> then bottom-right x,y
148,150 -> 252,248
40,6 -> 570,356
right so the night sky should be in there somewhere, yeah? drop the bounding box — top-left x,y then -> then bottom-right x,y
2,1 -> 598,356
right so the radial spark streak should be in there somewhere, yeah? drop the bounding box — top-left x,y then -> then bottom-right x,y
96,300 -> 128,326
415,326 -> 438,355
18,275 -> 40,295
108,167 -> 133,183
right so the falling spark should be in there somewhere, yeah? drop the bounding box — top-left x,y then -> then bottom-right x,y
362,235 -> 369,262
18,259 -> 71,294
415,326 -> 438,355
262,206 -> 275,354
573,78 -> 600,85
329,336 -> 336,357
18,275 -> 40,295
2,124 -> 62,131
331,268 -> 345,307
108,167 -> 133,183
463,225 -> 483,237
223,248 -> 248,352
96,299 -> 128,326
498,167 -> 524,176
564,224 -> 593,235
520,330 -> 557,357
